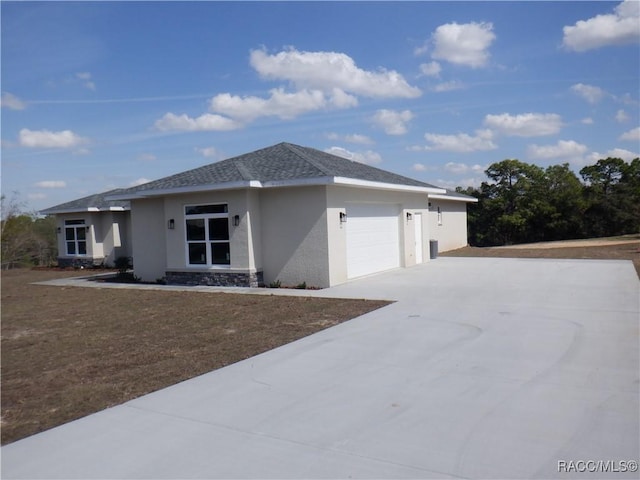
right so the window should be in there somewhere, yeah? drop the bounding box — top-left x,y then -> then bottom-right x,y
185,204 -> 230,266
437,207 -> 443,226
65,220 -> 87,255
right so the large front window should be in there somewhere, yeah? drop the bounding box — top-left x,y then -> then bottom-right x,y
65,219 -> 87,255
185,204 -> 230,266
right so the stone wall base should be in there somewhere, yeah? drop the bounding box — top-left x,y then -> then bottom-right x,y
165,270 -> 264,288
57,257 -> 105,268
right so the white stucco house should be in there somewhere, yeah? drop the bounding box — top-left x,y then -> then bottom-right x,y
40,190 -> 132,268
41,142 -> 476,287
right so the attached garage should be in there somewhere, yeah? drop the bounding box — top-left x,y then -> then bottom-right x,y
346,203 -> 401,279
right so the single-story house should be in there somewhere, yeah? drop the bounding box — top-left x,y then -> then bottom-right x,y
40,189 -> 132,268
41,142 -> 476,287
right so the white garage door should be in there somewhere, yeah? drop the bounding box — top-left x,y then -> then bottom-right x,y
346,203 -> 400,279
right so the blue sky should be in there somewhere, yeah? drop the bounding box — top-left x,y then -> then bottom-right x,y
2,1 -> 639,212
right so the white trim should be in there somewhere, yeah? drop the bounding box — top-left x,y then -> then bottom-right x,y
332,177 -> 446,194
107,177 -> 445,200
428,193 -> 478,203
40,206 -> 128,215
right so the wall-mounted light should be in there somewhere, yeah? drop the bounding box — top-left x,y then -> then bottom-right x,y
233,215 -> 240,227
339,212 -> 347,223
406,212 -> 413,221
85,226 -> 91,232
168,219 -> 175,230
56,227 -> 61,234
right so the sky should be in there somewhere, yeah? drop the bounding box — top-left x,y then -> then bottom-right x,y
1,1 -> 639,213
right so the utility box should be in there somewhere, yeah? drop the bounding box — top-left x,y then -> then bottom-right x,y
429,240 -> 438,259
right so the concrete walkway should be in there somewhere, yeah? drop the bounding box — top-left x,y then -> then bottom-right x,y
3,258 -> 639,479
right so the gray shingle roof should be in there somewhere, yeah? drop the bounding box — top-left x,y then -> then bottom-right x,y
40,189 -> 130,215
117,142 -> 440,196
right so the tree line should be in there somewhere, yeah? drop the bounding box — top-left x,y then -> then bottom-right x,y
457,157 -> 640,246
1,194 -> 57,269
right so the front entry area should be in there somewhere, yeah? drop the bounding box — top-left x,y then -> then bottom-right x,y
346,203 -> 400,279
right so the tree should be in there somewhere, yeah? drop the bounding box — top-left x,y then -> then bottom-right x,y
580,157 -> 639,237
1,193 -> 57,269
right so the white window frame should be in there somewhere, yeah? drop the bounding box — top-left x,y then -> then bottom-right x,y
64,219 -> 88,256
184,203 -> 231,267
437,206 -> 443,226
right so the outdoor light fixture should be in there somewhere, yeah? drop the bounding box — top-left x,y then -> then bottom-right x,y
168,219 -> 175,230
233,215 -> 240,226
406,212 -> 413,221
56,227 -> 61,234
339,212 -> 347,223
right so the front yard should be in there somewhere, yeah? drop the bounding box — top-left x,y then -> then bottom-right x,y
1,269 -> 389,445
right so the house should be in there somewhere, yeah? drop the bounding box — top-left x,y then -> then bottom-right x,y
428,189 -> 478,253
40,189 -> 132,268
42,142 -> 476,287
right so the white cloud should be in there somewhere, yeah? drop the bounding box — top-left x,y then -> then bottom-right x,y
209,88 -> 330,122
249,48 -> 421,99
443,162 -> 485,175
195,146 -> 221,158
571,83 -> 606,104
28,193 -> 47,201
563,0 -> 640,52
586,148 -> 639,164
129,178 -> 151,187
326,133 -> 374,145
419,61 -> 441,77
431,22 -> 496,68
1,92 -> 26,110
76,72 -> 96,91
137,153 -> 156,162
581,117 -> 594,125
484,112 -> 563,137
615,109 -> 630,123
620,126 -> 640,141
412,163 -> 427,172
431,80 -> 465,92
34,180 -> 66,188
154,112 -> 241,131
424,129 -> 497,153
435,177 -> 483,189
324,146 -> 382,165
19,128 -> 89,148
371,109 -> 414,135
527,140 -> 588,160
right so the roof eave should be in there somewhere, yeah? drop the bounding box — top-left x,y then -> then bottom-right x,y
428,193 -> 479,203
107,181 -> 262,200
39,206 -> 129,215
333,177 -> 446,194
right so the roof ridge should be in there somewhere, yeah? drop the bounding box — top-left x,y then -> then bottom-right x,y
282,143 -> 334,176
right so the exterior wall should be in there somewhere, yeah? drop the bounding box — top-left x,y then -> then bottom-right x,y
130,198 -> 167,281
326,186 -> 430,286
54,211 -> 132,268
162,190 -> 261,285
55,213 -> 102,267
428,199 -> 469,252
260,186 -> 330,288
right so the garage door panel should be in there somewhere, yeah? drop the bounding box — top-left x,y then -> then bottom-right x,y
346,203 -> 400,279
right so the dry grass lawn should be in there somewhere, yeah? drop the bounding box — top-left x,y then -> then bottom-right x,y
1,269 -> 389,445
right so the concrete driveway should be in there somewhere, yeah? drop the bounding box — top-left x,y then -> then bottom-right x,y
3,257 -> 639,479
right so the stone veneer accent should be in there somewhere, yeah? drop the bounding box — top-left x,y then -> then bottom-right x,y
57,257 -> 104,268
165,270 -> 264,288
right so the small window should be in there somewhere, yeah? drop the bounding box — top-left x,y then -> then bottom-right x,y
437,207 -> 443,226
184,204 -> 230,266
185,204 -> 228,215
